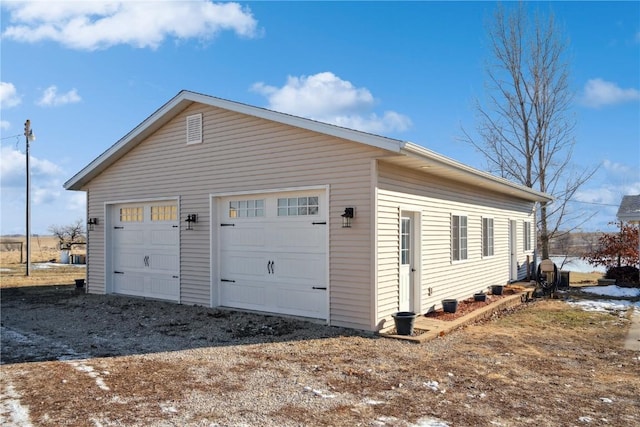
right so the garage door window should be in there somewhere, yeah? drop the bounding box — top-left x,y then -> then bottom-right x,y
151,205 -> 177,221
277,197 -> 319,216
120,207 -> 143,222
229,199 -> 264,218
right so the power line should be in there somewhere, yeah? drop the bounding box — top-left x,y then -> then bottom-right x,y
0,134 -> 22,141
568,200 -> 620,207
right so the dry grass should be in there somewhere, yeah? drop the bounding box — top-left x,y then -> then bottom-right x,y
570,270 -> 604,285
0,235 -> 85,288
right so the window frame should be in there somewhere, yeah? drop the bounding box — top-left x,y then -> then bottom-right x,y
452,214 -> 468,262
277,196 -> 319,217
482,217 -> 495,257
228,199 -> 265,219
523,221 -> 532,252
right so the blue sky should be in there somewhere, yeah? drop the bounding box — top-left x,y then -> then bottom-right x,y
1,1 -> 638,235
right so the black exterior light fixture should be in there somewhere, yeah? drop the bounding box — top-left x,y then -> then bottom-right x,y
185,214 -> 198,230
341,207 -> 355,228
87,217 -> 98,231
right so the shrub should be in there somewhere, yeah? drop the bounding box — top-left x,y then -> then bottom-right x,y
583,222 -> 638,270
605,266 -> 640,286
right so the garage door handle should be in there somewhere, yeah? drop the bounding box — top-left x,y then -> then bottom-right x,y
114,271 -> 124,274
221,279 -> 235,283
312,221 -> 326,225
267,260 -> 274,274
312,287 -> 327,290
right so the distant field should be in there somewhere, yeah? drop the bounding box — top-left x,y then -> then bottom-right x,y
0,235 -> 86,288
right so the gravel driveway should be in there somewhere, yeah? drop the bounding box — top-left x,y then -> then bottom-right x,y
0,285 -> 361,364
2,285 -> 639,427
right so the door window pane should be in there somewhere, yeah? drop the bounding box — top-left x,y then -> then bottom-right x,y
229,199 -> 265,218
401,218 -> 410,265
277,196 -> 320,216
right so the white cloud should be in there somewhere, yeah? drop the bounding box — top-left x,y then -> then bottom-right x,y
0,144 -> 84,235
0,145 -> 63,187
0,81 -> 21,108
1,1 -> 259,51
0,121 -> 10,130
36,85 -> 81,107
580,78 -> 640,108
252,72 -> 412,134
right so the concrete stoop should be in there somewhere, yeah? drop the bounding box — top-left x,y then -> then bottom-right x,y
380,292 -> 527,343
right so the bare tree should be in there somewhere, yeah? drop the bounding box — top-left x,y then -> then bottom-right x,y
49,219 -> 86,250
461,3 -> 596,259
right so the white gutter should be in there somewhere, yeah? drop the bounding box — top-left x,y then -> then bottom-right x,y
400,141 -> 553,203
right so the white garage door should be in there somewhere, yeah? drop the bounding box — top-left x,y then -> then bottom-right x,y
218,191 -> 327,319
110,201 -> 179,301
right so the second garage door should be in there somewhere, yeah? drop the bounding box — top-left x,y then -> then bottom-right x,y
218,190 -> 327,319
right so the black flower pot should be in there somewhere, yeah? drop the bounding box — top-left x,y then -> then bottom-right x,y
474,293 -> 487,302
442,299 -> 458,313
392,311 -> 417,335
491,285 -> 504,295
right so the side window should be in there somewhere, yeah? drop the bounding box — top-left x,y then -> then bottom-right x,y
523,221 -> 532,251
482,217 -> 494,257
452,215 -> 468,261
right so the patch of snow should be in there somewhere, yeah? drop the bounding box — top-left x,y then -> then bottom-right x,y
412,417 -> 450,427
568,285 -> 640,313
363,399 -> 385,405
159,403 -> 178,414
599,397 -> 613,403
32,262 -> 85,269
65,360 -> 110,391
0,382 -> 33,427
302,386 -> 335,399
581,285 -> 640,298
579,416 -> 593,423
423,380 -> 440,392
568,299 -> 639,313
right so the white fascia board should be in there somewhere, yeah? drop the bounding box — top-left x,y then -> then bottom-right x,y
400,142 -> 553,203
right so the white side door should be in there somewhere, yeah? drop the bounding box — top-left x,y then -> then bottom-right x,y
399,216 -> 412,312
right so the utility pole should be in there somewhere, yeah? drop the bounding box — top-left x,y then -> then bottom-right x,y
24,120 -> 35,276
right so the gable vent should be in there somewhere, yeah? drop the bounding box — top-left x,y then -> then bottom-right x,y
186,113 -> 202,145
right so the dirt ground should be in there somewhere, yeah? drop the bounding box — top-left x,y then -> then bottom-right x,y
1,284 -> 639,426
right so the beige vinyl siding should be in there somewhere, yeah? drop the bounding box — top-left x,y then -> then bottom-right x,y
83,103 -> 385,330
376,161 -> 535,325
86,190 -> 103,295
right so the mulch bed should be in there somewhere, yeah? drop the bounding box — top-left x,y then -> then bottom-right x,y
424,287 -> 522,321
